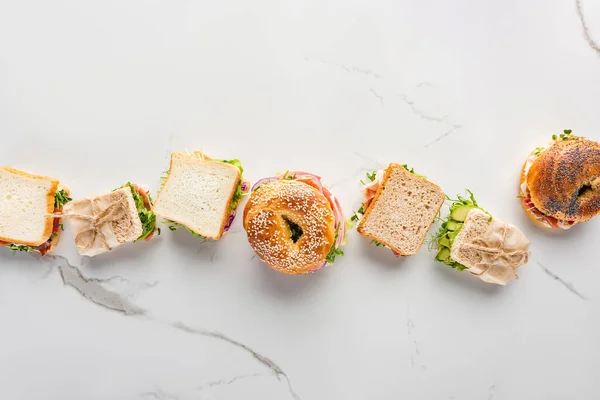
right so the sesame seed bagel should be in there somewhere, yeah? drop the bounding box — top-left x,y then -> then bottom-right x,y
527,137 -> 600,223
243,179 -> 335,274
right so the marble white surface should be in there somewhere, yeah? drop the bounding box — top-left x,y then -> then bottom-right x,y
1,0 -> 600,399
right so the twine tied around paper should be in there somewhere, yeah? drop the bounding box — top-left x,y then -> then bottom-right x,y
54,192 -> 129,250
459,220 -> 529,281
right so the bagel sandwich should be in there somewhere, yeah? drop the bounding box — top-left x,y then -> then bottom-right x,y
351,163 -> 444,256
433,191 -> 530,285
243,171 -> 347,274
0,167 -> 71,255
520,130 -> 600,229
154,151 -> 250,240
62,183 -> 158,257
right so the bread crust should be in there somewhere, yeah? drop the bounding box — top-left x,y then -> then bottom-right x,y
218,163 -> 241,238
526,138 -> 600,222
153,153 -> 241,240
357,165 -> 396,250
357,163 -> 444,255
519,161 -> 551,228
243,179 -> 335,274
0,167 -> 59,246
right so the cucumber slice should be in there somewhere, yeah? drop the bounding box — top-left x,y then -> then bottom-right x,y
436,247 -> 451,262
450,205 -> 475,222
446,220 -> 460,231
438,236 -> 451,248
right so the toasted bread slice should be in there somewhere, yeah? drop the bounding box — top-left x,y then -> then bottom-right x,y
153,152 -> 241,240
0,167 -> 59,246
357,163 -> 445,255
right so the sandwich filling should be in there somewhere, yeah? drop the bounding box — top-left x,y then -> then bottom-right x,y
252,171 -> 347,268
117,183 -> 158,241
161,155 -> 250,237
520,130 -> 578,229
351,165 -> 424,256
3,189 -> 72,255
432,190 -> 485,271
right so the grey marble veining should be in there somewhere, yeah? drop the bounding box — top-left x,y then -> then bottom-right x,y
0,0 -> 599,399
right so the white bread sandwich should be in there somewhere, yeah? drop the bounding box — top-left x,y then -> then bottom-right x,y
352,163 -> 445,256
0,167 -> 71,255
433,191 -> 530,285
520,129 -> 600,229
154,151 -> 250,240
62,183 -> 158,257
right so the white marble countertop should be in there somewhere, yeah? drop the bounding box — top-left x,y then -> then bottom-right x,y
1,1 -> 600,399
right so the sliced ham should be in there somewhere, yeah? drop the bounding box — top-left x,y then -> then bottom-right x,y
522,197 -> 575,229
132,184 -> 152,210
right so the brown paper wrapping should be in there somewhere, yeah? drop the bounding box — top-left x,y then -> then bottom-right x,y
62,187 -> 142,257
451,208 -> 530,285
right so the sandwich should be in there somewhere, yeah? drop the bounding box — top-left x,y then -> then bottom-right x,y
244,171 -> 347,274
352,163 -> 445,256
62,183 -> 158,256
0,167 -> 71,255
154,151 -> 250,240
520,129 -> 600,229
433,191 -> 530,285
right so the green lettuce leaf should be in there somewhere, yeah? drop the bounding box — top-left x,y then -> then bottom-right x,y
122,183 -> 157,241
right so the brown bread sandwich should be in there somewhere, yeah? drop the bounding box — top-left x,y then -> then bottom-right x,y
352,163 -> 445,256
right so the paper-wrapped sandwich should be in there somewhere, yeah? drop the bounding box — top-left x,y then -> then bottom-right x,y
63,183 -> 158,256
433,191 -> 530,285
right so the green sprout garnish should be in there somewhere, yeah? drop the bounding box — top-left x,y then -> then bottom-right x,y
431,190 -> 488,272
552,129 -> 576,142
160,170 -> 169,187
163,221 -> 206,239
280,171 -> 297,180
7,244 -> 35,253
401,164 -> 426,179
350,204 -> 365,222
54,189 -> 71,209
325,229 -> 344,264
